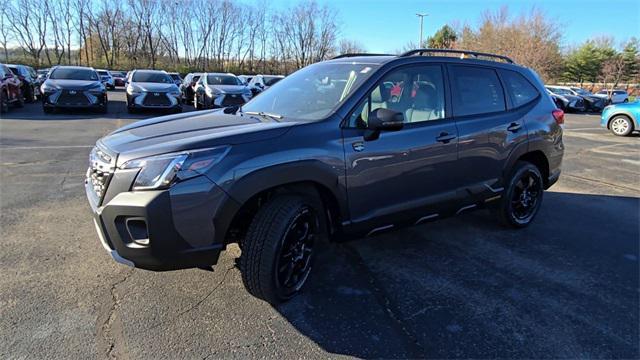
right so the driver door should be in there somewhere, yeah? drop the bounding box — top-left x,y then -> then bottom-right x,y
342,64 -> 460,231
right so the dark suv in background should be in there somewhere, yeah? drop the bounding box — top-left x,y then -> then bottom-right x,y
7,64 -> 38,103
86,49 -> 564,304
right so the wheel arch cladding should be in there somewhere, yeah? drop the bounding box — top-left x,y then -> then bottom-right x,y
223,179 -> 343,244
517,151 -> 549,187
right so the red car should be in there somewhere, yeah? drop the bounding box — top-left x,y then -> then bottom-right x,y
0,63 -> 24,113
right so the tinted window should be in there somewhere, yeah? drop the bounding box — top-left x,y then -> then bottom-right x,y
170,74 -> 181,81
9,67 -> 19,76
49,68 -> 99,80
132,71 -> 172,83
450,66 -> 505,116
207,75 -> 241,85
501,70 -> 539,107
98,71 -> 109,76
348,65 -> 446,127
614,91 -> 626,95
264,76 -> 283,86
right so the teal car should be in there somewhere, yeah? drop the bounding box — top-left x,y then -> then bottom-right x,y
601,101 -> 639,136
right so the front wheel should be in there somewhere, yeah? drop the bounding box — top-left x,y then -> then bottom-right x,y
495,161 -> 544,228
240,195 -> 326,304
609,115 -> 633,136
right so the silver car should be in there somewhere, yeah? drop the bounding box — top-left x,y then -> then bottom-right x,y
126,69 -> 182,113
193,73 -> 252,110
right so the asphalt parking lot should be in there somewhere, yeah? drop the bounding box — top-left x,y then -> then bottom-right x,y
1,90 -> 638,359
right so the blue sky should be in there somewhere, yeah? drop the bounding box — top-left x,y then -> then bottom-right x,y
264,0 -> 640,53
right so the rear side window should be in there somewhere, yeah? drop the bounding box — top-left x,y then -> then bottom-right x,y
449,65 -> 505,117
500,70 -> 539,107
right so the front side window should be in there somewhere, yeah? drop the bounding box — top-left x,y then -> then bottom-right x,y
49,68 -> 99,81
347,65 -> 446,128
450,65 -> 505,117
242,62 -> 380,121
500,70 -> 539,107
132,72 -> 172,83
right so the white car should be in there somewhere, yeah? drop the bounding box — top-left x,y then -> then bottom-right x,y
96,69 -> 115,90
593,89 -> 629,104
248,74 -> 285,95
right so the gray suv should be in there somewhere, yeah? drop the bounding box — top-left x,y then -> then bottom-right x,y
86,49 -> 564,304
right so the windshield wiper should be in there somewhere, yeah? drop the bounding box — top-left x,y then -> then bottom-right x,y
243,111 -> 284,121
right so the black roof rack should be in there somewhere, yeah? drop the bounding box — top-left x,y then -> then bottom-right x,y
400,48 -> 514,64
331,53 -> 393,59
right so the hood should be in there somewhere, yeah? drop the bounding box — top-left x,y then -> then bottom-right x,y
45,79 -> 102,90
130,82 -> 178,92
98,110 -> 296,166
208,84 -> 248,94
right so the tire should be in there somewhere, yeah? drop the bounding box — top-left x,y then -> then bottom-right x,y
609,115 -> 633,136
0,90 -> 9,113
495,161 -> 544,228
240,194 -> 326,304
16,93 -> 24,108
24,86 -> 34,103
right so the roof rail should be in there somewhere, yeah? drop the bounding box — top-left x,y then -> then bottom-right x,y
400,48 -> 514,64
331,53 -> 393,59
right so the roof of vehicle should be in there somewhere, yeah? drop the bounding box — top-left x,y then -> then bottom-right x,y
132,69 -> 168,74
168,72 -> 181,75
546,85 -> 571,89
204,72 -> 237,76
51,65 -> 96,70
327,49 -> 525,70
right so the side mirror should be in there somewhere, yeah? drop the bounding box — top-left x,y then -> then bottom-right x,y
364,108 -> 404,141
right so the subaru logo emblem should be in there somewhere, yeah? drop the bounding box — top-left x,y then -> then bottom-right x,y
69,90 -> 76,95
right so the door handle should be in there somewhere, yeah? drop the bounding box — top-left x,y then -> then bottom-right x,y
436,132 -> 456,143
507,122 -> 522,132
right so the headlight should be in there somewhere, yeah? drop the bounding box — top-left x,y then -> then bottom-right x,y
88,83 -> 105,93
120,146 -> 230,190
126,85 -> 141,95
40,83 -> 58,93
206,87 -> 221,96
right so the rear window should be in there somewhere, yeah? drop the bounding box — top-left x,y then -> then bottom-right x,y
450,65 -> 506,117
500,70 -> 539,107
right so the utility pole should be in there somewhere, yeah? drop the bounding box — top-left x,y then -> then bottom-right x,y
416,13 -> 428,47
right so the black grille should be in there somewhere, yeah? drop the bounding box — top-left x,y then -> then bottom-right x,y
221,94 -> 245,106
87,147 -> 115,204
143,92 -> 170,106
58,90 -> 89,105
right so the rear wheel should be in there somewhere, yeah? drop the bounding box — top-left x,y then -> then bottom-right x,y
240,195 -> 326,304
609,115 -> 633,136
495,161 -> 544,228
0,91 -> 8,113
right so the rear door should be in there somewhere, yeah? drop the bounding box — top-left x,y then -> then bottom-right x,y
447,64 -> 528,193
342,64 -> 459,228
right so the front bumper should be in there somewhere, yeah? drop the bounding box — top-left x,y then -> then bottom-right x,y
207,93 -> 251,107
86,174 -> 233,271
43,90 -> 107,108
128,92 -> 181,110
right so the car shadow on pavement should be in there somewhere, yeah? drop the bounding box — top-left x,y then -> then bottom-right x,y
274,191 -> 639,359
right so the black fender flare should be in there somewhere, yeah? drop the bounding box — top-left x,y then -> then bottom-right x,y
213,160 -> 348,243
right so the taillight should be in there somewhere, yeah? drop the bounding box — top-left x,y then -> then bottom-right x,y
552,109 -> 564,125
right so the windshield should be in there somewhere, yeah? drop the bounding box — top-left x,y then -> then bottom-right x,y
264,76 -> 283,86
49,68 -> 99,81
98,71 -> 109,76
132,72 -> 172,83
242,62 -> 379,121
207,75 -> 241,85
572,88 -> 591,95
548,87 -> 571,95
110,72 -> 125,77
170,74 -> 181,80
